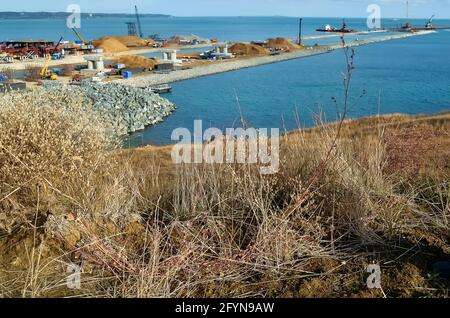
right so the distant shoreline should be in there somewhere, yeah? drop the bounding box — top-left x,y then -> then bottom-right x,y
1,13 -> 449,20
0,12 -> 171,20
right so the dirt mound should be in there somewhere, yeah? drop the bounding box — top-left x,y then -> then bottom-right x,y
95,38 -> 130,54
229,43 -> 268,56
117,55 -> 158,70
108,36 -> 153,47
94,36 -> 153,53
267,38 -> 302,50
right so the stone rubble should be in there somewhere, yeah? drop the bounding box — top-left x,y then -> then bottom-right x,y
42,81 -> 176,136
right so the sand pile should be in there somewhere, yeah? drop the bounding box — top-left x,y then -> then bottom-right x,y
229,43 -> 268,56
94,36 -> 153,53
267,38 -> 302,50
95,38 -> 130,54
117,55 -> 158,70
110,36 -> 153,47
164,36 -> 182,46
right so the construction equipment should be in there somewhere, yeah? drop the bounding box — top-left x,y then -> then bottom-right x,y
126,22 -> 138,36
298,18 -> 303,45
425,15 -> 435,29
1,40 -> 59,59
50,36 -> 65,59
72,28 -> 89,45
40,56 -> 58,80
135,5 -> 144,38
316,20 -> 357,33
40,38 -> 64,80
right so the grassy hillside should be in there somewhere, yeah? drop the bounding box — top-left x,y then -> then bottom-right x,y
0,89 -> 449,297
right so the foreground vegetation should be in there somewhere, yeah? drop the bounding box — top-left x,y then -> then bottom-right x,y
0,87 -> 448,298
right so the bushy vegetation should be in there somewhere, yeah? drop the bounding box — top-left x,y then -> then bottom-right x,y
0,46 -> 448,297
0,87 -> 448,297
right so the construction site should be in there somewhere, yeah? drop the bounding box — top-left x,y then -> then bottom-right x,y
1,4 -> 447,93
1,1 -> 450,301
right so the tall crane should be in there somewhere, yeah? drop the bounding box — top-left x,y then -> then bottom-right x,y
135,5 -> 144,38
72,28 -> 89,45
425,15 -> 435,29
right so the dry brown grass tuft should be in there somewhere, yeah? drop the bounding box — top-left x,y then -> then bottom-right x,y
0,89 -> 114,232
0,88 -> 448,298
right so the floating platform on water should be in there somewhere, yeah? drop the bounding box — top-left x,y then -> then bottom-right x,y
148,84 -> 172,94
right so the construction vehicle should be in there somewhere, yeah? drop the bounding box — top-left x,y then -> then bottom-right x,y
71,28 -> 89,45
71,28 -> 95,51
50,37 -> 65,59
40,37 -> 64,80
40,56 -> 58,80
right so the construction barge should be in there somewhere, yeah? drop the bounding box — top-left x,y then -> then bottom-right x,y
148,84 -> 172,94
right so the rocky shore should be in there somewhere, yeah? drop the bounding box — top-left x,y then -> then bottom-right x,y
42,81 -> 176,136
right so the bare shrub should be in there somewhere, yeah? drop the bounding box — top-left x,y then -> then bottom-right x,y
24,65 -> 42,82
0,67 -> 16,83
61,64 -> 75,77
0,89 -> 115,231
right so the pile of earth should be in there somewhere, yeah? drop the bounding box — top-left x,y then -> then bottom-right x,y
117,55 -> 159,70
267,38 -> 302,50
229,43 -> 269,56
94,36 -> 154,53
94,38 -> 130,54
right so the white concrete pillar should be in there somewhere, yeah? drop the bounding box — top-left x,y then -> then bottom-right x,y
96,60 -> 105,71
170,51 -> 177,62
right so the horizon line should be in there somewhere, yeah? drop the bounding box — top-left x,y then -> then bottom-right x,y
0,11 -> 449,20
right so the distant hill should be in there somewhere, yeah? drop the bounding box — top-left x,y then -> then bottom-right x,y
0,11 -> 171,19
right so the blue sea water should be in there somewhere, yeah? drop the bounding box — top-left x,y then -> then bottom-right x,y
1,17 -> 449,145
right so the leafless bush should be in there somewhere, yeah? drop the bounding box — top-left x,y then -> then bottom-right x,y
24,64 -> 41,82
0,67 -> 16,83
0,89 -> 115,232
61,64 -> 75,76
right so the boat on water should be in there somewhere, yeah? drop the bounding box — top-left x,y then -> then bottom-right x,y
316,20 -> 357,33
392,16 -> 450,32
147,84 -> 172,94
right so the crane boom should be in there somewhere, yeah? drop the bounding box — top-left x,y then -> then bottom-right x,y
40,56 -> 51,77
72,28 -> 88,45
135,5 -> 144,38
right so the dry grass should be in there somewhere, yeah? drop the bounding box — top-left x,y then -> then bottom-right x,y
0,90 -> 448,298
0,89 -> 115,233
24,65 -> 41,82
0,52 -> 449,298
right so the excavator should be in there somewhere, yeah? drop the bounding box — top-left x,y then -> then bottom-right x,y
40,56 -> 58,80
40,37 -> 64,80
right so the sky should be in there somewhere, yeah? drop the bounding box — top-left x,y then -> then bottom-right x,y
4,0 -> 450,19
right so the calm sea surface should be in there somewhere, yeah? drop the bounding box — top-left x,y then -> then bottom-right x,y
1,17 -> 449,145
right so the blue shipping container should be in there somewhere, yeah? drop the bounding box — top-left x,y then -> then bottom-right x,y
123,71 -> 133,79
